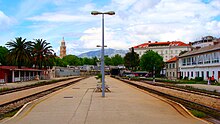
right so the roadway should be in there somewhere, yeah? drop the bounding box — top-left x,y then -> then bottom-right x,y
2,76 -> 206,124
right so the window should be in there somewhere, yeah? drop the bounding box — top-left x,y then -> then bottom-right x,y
207,71 -> 209,78
161,50 -> 163,54
173,63 -> 175,68
213,52 -> 220,63
165,50 -> 168,54
205,54 -> 211,64
182,58 -> 186,66
171,50 -> 173,54
175,50 -> 178,54
198,55 -> 203,64
192,56 -> 197,65
191,71 -> 193,77
173,72 -> 175,77
187,57 -> 191,65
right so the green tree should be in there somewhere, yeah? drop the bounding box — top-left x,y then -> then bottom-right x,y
124,47 -> 139,70
54,57 -> 67,67
82,57 -> 93,65
31,39 -> 54,69
62,55 -> 81,66
6,37 -> 32,68
111,54 -> 124,66
0,46 -> 9,65
91,57 -> 98,65
104,55 -> 112,66
140,50 -> 164,75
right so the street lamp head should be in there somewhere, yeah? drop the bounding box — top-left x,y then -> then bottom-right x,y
91,11 -> 115,15
91,11 -> 101,15
105,11 -> 115,15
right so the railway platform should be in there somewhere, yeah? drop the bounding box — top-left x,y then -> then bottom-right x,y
2,76 -> 206,124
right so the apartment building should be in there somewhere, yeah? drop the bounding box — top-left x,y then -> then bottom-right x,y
166,56 -> 179,80
179,42 -> 220,81
132,41 -> 191,62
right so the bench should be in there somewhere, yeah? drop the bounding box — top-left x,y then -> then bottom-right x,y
95,84 -> 111,92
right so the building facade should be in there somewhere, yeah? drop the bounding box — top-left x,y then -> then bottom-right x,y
0,66 -> 44,83
179,43 -> 220,81
166,56 -> 179,80
60,37 -> 66,58
190,36 -> 219,48
132,41 -> 191,62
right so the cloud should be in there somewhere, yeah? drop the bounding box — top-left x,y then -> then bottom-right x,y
2,0 -> 220,56
79,27 -> 136,50
26,12 -> 95,22
0,11 -> 15,30
76,0 -> 220,53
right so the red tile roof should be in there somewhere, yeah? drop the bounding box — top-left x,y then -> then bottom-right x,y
166,56 -> 178,63
0,66 -> 43,71
133,41 -> 189,48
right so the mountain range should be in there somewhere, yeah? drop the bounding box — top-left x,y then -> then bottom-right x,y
78,48 -> 129,58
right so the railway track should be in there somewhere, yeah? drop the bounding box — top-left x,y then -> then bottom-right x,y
0,76 -> 80,95
141,80 -> 220,99
0,77 -> 86,119
113,77 -> 220,122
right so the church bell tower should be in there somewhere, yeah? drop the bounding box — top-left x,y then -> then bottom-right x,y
60,37 -> 66,58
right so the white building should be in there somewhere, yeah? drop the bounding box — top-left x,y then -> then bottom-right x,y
190,36 -> 219,48
179,42 -> 220,81
132,41 -> 191,62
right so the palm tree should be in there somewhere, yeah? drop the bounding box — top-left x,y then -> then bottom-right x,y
6,37 -> 32,68
31,39 -> 54,69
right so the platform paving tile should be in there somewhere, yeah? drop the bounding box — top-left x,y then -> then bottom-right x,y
3,76 -> 206,124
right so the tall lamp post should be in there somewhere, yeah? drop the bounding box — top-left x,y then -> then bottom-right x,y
91,11 -> 115,97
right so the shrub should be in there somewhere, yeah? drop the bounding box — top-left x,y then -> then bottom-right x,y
190,110 -> 206,118
95,74 -> 102,80
183,77 -> 189,80
195,77 -> 203,81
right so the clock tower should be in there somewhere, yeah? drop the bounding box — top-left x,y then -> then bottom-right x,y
60,37 -> 66,58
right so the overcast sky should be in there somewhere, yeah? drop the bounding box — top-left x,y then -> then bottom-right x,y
0,0 -> 220,55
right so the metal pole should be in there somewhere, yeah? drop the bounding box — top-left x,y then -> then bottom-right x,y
101,14 -> 105,97
153,66 -> 155,83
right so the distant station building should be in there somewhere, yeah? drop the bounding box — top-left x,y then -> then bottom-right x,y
132,41 -> 191,62
0,66 -> 43,83
60,37 -> 66,58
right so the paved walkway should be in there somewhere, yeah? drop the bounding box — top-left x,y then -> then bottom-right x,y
2,76 -> 206,124
0,76 -> 77,89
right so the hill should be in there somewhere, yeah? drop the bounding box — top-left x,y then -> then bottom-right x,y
78,48 -> 128,58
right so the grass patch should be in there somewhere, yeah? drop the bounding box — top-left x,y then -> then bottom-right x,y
0,109 -> 20,120
0,87 -> 10,92
190,110 -> 206,118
